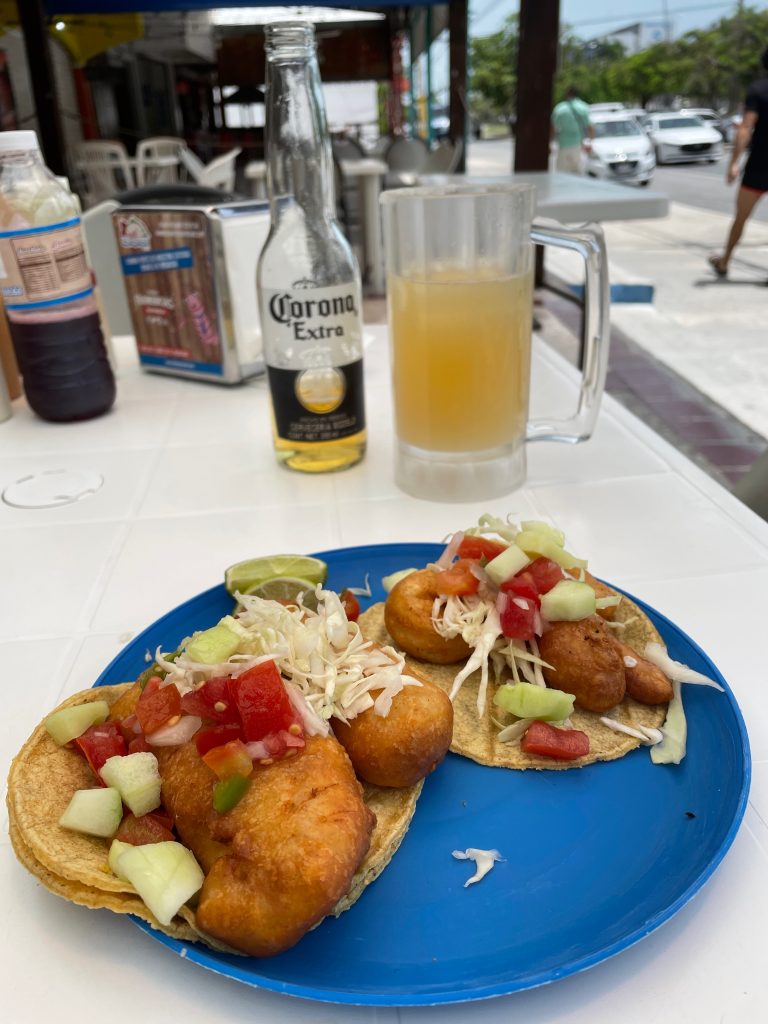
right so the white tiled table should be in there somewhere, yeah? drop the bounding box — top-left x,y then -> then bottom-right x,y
1,327 -> 766,1024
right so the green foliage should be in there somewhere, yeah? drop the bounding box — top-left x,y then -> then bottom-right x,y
468,6 -> 768,119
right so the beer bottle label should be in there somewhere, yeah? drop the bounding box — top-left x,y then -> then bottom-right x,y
267,359 -> 365,443
260,283 -> 362,353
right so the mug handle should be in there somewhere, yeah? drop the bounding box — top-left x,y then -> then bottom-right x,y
526,221 -> 610,443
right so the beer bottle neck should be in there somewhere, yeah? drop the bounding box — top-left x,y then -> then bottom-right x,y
264,47 -> 336,225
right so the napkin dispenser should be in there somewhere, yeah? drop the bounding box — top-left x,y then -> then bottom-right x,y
113,199 -> 270,383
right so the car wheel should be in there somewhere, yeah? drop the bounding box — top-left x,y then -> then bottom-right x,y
655,146 -> 664,165
639,180 -> 650,187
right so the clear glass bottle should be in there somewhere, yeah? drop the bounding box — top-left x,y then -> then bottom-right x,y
0,130 -> 115,423
257,21 -> 366,473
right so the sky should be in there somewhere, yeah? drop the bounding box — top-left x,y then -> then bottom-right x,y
471,0 -> 768,40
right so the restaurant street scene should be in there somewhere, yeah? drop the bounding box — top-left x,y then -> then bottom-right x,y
0,4 -> 767,1024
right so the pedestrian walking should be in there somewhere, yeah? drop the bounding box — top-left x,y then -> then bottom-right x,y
551,86 -> 593,175
709,46 -> 768,277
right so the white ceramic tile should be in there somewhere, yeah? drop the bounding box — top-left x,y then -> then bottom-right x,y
747,763 -> 768,846
399,816 -> 763,1024
334,491 -> 546,549
527,419 -> 668,485
58,632 -> 139,700
0,850 -> 392,1024
1,396 -> 177,454
90,506 -> 341,633
628,569 -> 768,760
531,475 -> 767,583
163,376 -> 272,448
0,448 -> 157,526
139,442 -> 336,517
0,521 -> 125,640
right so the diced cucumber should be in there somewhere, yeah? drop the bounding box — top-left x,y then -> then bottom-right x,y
100,752 -> 161,816
382,568 -> 418,593
108,839 -> 133,880
185,624 -> 241,665
540,580 -> 596,621
113,841 -> 204,925
494,682 -> 575,722
58,787 -> 123,838
484,545 -> 531,587
45,701 -> 110,746
515,530 -> 587,571
520,521 -> 565,547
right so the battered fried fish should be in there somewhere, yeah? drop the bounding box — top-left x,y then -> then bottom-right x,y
156,735 -> 375,957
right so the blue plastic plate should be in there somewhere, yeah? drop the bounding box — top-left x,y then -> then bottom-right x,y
93,543 -> 750,1007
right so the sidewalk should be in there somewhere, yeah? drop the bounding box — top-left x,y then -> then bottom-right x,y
535,199 -> 768,489
601,202 -> 768,440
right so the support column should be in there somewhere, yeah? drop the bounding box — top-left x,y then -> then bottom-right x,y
18,0 -> 66,174
448,0 -> 467,171
514,0 -> 560,172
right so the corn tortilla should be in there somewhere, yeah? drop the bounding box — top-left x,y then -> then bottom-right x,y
359,592 -> 667,770
7,683 -> 421,952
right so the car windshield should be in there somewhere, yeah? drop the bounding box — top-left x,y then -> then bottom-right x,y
657,116 -> 705,129
593,120 -> 643,138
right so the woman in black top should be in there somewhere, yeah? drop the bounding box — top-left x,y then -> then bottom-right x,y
709,46 -> 768,277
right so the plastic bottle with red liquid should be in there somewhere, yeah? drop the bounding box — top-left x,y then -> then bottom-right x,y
0,131 -> 115,422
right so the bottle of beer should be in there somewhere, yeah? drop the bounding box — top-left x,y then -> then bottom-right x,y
257,21 -> 366,472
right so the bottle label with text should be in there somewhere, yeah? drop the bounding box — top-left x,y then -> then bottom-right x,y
267,359 -> 365,443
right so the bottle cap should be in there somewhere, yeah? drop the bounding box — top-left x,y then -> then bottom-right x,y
0,130 -> 41,154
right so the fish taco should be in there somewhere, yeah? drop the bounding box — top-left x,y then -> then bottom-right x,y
360,517 -> 721,771
7,585 -> 453,957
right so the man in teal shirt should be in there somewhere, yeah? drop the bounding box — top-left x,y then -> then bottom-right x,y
551,86 -> 593,174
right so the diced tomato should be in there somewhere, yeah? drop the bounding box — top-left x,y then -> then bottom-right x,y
202,738 -> 253,780
115,812 -> 175,846
180,676 -> 240,725
457,536 -> 508,561
501,570 -> 540,606
435,558 -> 480,596
128,735 -> 151,754
499,593 -> 537,640
194,722 -> 243,757
151,810 -> 174,830
141,675 -> 163,697
227,661 -> 300,743
521,721 -> 590,761
526,557 -> 564,595
116,713 -> 142,745
75,721 -> 127,779
135,682 -> 181,735
339,589 -> 360,621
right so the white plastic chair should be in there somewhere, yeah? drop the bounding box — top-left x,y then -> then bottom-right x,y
180,147 -> 241,192
81,199 -> 133,337
422,139 -> 463,174
73,141 -> 135,206
385,137 -> 429,173
135,136 -> 185,186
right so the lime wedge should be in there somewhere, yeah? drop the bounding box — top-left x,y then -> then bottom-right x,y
248,576 -> 320,610
224,555 -> 328,596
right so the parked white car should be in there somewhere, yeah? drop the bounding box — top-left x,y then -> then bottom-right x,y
585,112 -> 655,186
643,113 -> 723,164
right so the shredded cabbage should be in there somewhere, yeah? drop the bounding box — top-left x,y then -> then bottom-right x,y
155,588 -> 420,732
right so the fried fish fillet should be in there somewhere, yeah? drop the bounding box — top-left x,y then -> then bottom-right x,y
156,735 -> 375,957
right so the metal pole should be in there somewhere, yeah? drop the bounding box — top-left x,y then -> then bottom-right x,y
448,0 -> 468,171
426,6 -> 434,146
17,0 -> 66,174
408,16 -> 417,136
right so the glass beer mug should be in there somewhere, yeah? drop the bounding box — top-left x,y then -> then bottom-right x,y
381,184 -> 610,501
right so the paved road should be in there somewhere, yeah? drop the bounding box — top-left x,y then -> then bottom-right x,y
467,138 -> 768,223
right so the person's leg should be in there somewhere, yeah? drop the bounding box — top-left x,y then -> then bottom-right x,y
556,146 -> 582,174
711,186 -> 764,273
